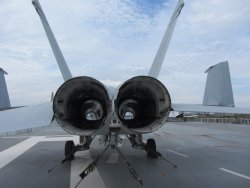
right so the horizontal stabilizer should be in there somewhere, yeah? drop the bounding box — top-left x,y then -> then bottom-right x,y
0,102 -> 53,134
172,103 -> 250,114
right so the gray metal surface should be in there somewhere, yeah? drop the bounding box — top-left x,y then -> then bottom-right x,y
148,0 -> 184,78
32,0 -> 72,81
0,68 -> 11,109
203,61 -> 234,107
171,103 -> 250,114
0,122 -> 250,188
0,102 -> 53,134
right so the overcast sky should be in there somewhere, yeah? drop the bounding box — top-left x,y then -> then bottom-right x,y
0,0 -> 250,107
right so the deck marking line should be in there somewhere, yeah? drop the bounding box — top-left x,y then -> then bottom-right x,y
2,136 -> 33,139
2,135 -> 73,139
166,149 -> 189,158
40,136 -> 79,142
0,136 -> 80,170
219,168 -> 250,180
0,136 -> 44,170
70,151 -> 106,188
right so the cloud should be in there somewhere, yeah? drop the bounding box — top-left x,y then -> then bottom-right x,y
0,0 -> 249,107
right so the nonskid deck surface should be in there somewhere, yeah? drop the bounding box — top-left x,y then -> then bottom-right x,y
0,122 -> 250,188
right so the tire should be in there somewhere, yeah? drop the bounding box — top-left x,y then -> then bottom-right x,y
65,140 -> 75,160
146,138 -> 158,159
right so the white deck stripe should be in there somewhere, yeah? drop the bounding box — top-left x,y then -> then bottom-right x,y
0,136 -> 80,170
166,149 -> 189,158
106,152 -> 119,164
40,136 -> 79,142
2,136 -> 34,139
219,168 -> 250,180
0,136 -> 44,170
2,135 -> 73,139
1,135 -> 105,187
2,136 -> 79,142
70,151 -> 106,188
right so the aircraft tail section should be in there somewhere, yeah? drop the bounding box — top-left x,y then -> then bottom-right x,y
32,0 -> 72,81
203,61 -> 235,107
148,0 -> 184,78
0,68 -> 11,109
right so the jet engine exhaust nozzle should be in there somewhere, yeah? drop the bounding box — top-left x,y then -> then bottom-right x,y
116,76 -> 171,133
53,76 -> 110,135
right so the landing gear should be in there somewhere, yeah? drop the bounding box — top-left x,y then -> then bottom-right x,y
48,137 -> 93,173
64,136 -> 93,160
127,134 -> 158,159
65,140 -> 75,160
145,138 -> 158,159
64,136 -> 93,162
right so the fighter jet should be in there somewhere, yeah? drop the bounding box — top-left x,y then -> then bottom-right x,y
1,0 -> 250,185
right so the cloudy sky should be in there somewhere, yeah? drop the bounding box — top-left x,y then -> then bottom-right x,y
0,0 -> 250,107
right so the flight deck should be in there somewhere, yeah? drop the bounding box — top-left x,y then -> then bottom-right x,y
0,122 -> 249,188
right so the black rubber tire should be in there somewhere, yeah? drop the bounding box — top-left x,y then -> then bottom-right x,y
146,138 -> 158,159
65,140 -> 75,160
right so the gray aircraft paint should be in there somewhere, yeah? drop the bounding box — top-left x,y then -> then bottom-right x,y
148,0 -> 184,79
32,0 -> 72,81
203,61 -> 234,107
0,68 -> 10,109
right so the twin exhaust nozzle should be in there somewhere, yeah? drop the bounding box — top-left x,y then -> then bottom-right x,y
53,76 -> 171,135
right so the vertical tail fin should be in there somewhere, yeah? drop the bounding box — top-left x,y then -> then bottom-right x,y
203,61 -> 235,107
148,0 -> 184,78
0,68 -> 11,109
32,0 -> 72,81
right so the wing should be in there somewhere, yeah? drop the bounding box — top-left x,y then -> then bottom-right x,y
172,103 -> 250,114
0,0 -> 73,135
0,103 -> 53,134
